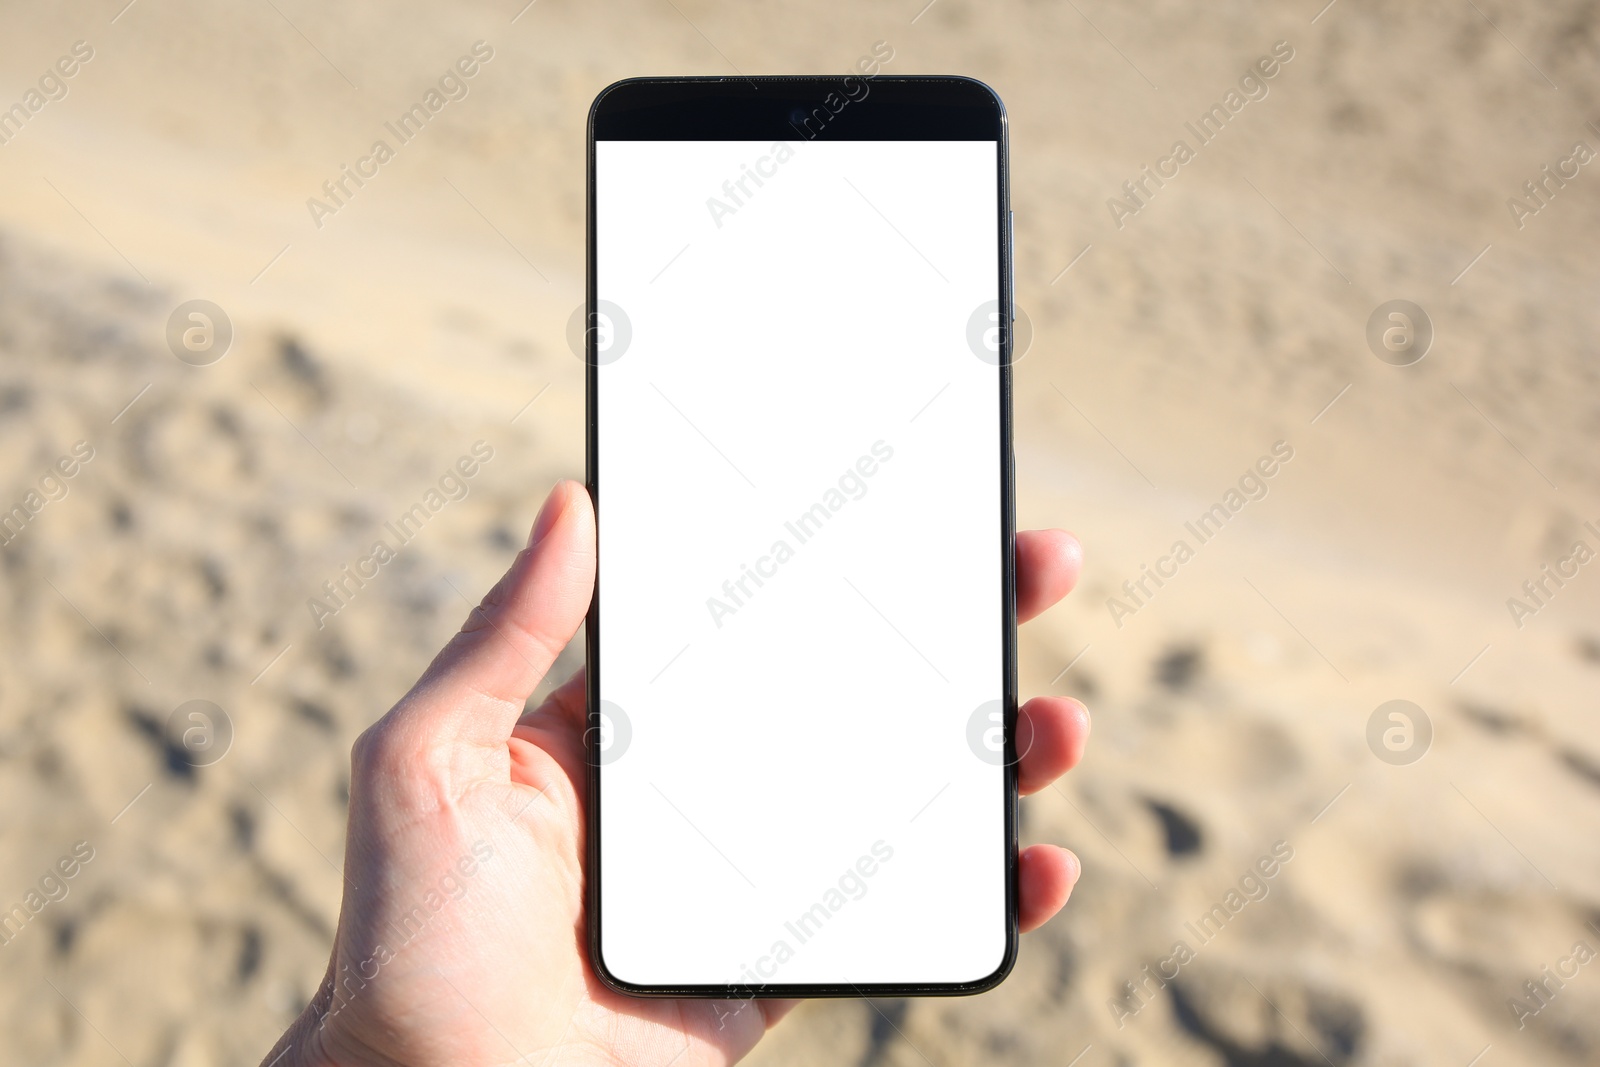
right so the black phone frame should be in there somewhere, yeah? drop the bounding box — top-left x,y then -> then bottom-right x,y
584,75 -> 1017,999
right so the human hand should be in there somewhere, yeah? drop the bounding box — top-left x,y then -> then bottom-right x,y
263,480 -> 1090,1067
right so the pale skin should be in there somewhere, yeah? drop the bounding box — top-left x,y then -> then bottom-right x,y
264,480 -> 1090,1067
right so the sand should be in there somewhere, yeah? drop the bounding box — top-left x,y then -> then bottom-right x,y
0,0 -> 1597,1064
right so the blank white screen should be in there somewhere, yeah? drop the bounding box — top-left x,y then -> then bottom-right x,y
595,138 -> 1005,988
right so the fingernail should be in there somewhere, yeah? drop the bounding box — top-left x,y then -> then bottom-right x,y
527,482 -> 568,549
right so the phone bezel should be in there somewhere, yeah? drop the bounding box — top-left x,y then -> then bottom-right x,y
584,75 -> 1017,999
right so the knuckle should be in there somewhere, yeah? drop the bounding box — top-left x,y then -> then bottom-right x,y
349,725 -> 382,773
351,722 -> 406,777
460,567 -> 520,634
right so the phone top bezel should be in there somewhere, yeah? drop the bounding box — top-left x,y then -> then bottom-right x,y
585,75 -> 1017,999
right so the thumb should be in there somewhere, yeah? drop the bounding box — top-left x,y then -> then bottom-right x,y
396,479 -> 595,748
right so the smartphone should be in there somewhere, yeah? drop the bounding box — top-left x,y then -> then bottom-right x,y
585,74 -> 1015,998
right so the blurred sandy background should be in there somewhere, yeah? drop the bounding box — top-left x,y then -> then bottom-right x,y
1,0 -> 1598,1064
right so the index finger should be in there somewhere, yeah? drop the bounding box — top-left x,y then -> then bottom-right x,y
1017,529 -> 1082,623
